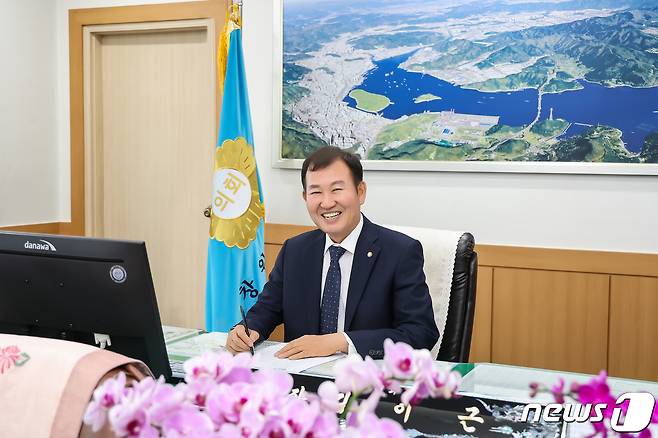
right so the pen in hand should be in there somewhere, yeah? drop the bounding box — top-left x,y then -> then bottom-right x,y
239,305 -> 255,355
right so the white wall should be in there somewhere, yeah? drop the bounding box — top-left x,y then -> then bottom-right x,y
6,0 -> 656,253
0,0 -> 58,226
243,0 -> 658,253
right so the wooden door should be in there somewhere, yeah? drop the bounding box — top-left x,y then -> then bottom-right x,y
84,20 -> 215,328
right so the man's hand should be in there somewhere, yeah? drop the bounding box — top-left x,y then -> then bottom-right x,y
275,333 -> 347,359
226,324 -> 260,354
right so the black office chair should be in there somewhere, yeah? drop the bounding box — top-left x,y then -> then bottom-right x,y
436,232 -> 478,363
386,226 -> 478,363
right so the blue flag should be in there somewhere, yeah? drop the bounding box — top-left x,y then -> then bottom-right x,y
205,25 -> 265,332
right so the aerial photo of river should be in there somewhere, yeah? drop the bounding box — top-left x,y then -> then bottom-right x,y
343,52 -> 538,128
344,52 -> 658,154
282,0 -> 658,163
540,81 -> 658,153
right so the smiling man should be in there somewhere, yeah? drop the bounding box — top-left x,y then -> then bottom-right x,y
226,146 -> 439,359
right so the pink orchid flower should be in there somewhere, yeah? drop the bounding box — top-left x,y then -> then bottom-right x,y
382,339 -> 415,380
84,372 -> 128,432
252,368 -> 294,399
83,340 -> 467,438
334,355 -> 383,395
108,399 -> 158,438
316,380 -> 343,413
281,397 -> 321,436
235,405 -> 267,438
307,411 -> 340,438
206,382 -> 263,425
183,351 -> 240,384
160,404 -> 215,438
258,415 -> 292,438
146,381 -> 185,426
183,375 -> 217,408
344,412 -> 406,438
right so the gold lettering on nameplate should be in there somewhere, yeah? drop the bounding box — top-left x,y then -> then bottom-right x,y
394,402 -> 412,423
291,386 -> 308,399
458,406 -> 484,433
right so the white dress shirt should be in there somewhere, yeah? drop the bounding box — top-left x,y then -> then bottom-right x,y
320,214 -> 363,355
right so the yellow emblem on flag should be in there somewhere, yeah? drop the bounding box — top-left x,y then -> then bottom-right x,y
210,137 -> 264,249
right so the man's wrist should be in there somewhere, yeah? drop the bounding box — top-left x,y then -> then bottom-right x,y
333,333 -> 348,354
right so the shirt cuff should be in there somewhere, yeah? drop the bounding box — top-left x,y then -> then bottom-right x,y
342,332 -> 357,355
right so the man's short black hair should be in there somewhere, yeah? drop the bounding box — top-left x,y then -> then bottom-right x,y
301,146 -> 363,190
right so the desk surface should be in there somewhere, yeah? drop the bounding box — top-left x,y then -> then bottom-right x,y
164,327 -> 658,437
163,326 -> 658,398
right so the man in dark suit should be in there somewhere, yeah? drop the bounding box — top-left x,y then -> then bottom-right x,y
226,147 -> 438,359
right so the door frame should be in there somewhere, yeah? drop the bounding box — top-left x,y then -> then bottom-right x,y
67,0 -> 225,236
83,18 -> 216,236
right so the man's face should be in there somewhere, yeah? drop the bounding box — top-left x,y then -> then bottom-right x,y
303,159 -> 366,243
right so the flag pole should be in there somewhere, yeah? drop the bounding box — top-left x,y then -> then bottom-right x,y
204,0 -> 243,221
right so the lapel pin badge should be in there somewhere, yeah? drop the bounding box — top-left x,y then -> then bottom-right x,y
367,251 -> 373,258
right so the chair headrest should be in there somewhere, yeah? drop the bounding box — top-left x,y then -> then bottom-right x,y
455,232 -> 475,265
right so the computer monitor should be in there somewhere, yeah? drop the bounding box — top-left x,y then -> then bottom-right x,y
0,231 -> 172,380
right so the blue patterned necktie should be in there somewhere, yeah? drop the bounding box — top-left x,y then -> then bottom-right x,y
320,245 -> 347,335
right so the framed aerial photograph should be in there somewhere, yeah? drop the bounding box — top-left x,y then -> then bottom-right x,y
272,0 -> 658,174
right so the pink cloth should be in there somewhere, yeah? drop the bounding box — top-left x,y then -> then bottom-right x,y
0,333 -> 150,438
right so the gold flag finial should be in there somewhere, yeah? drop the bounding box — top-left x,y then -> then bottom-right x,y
217,0 -> 243,94
229,0 -> 242,28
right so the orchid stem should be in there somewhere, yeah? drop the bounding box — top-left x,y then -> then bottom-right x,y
340,392 -> 360,420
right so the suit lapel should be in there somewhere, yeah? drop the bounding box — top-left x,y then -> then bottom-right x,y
344,217 -> 380,330
302,231 -> 325,334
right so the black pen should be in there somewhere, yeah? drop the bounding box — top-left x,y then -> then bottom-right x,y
239,305 -> 254,355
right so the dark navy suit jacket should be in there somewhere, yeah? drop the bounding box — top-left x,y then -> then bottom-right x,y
246,216 -> 439,358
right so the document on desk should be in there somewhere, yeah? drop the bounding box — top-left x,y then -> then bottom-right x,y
166,332 -> 228,360
252,343 -> 343,374
162,325 -> 203,344
166,332 -> 342,373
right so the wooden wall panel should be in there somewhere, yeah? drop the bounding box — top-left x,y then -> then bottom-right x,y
265,224 -> 658,276
492,268 -> 609,374
608,276 -> 658,381
477,245 -> 658,277
469,267 -> 493,362
269,324 -> 285,342
0,223 -> 61,234
266,223 -> 314,245
264,243 -> 280,276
